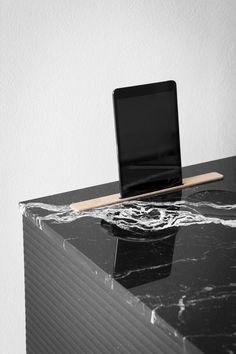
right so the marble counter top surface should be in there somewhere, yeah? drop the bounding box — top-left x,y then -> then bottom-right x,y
20,156 -> 236,354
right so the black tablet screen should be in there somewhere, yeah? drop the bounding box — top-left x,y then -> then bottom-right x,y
113,81 -> 182,198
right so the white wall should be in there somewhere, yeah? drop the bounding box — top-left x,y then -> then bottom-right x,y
1,1 -> 236,352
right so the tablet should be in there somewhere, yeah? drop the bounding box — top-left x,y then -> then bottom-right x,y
113,80 -> 182,198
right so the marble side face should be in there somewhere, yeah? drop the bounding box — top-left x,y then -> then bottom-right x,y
20,157 -> 236,354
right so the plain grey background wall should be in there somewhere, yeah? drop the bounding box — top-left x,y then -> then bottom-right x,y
1,0 -> 236,352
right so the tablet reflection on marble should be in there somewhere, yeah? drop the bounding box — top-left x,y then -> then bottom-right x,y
101,190 -> 182,288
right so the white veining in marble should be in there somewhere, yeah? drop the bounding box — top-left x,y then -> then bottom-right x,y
114,250 -> 211,281
19,199 -> 236,234
137,281 -> 236,327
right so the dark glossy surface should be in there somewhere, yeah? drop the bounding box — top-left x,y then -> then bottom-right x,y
113,81 -> 182,197
20,156 -> 236,354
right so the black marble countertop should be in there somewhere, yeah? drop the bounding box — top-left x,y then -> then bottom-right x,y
20,156 -> 236,354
